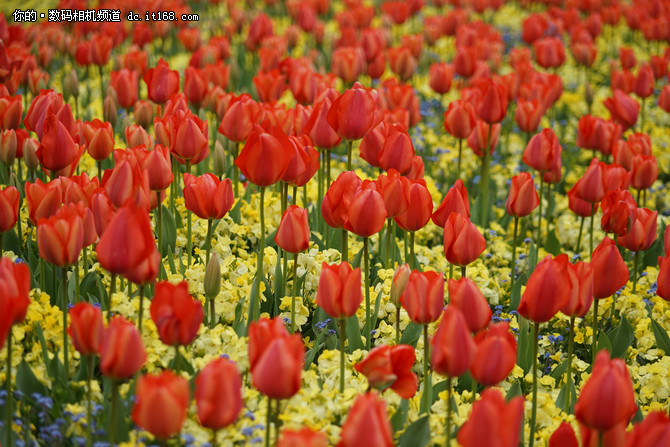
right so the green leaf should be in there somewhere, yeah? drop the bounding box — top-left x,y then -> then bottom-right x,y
351,246 -> 364,269
506,381 -> 523,400
607,316 -> 634,358
550,359 -> 568,381
310,231 -> 325,251
345,314 -> 364,353
16,359 -> 48,396
399,322 -> 423,348
509,272 -> 525,311
555,380 -> 576,413
160,205 -> 177,252
229,197 -> 242,224
245,273 -> 262,332
517,317 -> 534,374
370,291 -> 383,336
545,229 -> 561,256
233,297 -> 246,337
642,222 -> 665,270
398,416 -> 430,447
651,318 -> 670,355
597,331 -> 612,354
304,328 -> 327,371
528,242 -> 538,271
80,271 -> 107,305
391,399 -> 409,433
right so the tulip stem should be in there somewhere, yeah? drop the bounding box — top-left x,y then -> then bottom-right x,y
479,124 -> 492,226
395,307 -> 401,345
206,218 -> 213,265
233,143 -> 240,198
62,267 -> 69,377
598,431 -> 604,447
157,193 -> 163,279
364,237 -> 371,350
291,253 -> 298,333
340,229 -> 348,263
536,175 -> 544,248
529,321 -> 540,447
461,266 -> 466,279
186,161 -> 193,268
456,138 -> 462,181
385,218 -> 392,268
346,140 -> 353,171
97,161 -> 102,181
576,216 -> 585,253
565,316 -> 575,414
138,285 -> 145,336
422,324 -> 432,415
98,65 -> 105,117
40,256 -> 45,292
632,251 -> 639,293
510,217 -> 519,299
592,298 -> 600,364
409,231 -> 416,269
292,185 -> 297,206
445,376 -> 453,447
211,430 -> 218,447
449,264 -> 453,280
256,187 -> 266,322
339,318 -> 346,393
108,273 -> 116,322
589,203 -> 595,259
5,329 -> 12,447
109,380 -> 118,445
86,354 -> 93,447
75,255 -> 80,303
265,397 -> 272,447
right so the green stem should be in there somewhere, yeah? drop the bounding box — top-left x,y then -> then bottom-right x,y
86,355 -> 94,447
108,273 -> 116,322
576,216 -> 585,253
211,430 -> 218,447
385,218 -> 392,268
256,187 -> 266,322
291,253 -> 298,333
633,251 -> 640,293
347,140 -> 353,171
265,397 -> 272,447
5,328 -> 12,447
40,256 -> 45,292
598,431 -> 604,447
479,124 -> 492,226
510,217 -> 519,296
364,237 -> 371,350
209,290 -> 216,329
233,143 -> 239,198
423,324 -> 432,415
62,267 -> 69,377
449,263 -> 453,280
138,285 -> 145,336
75,253 -> 80,303
589,203 -> 595,259
97,161 -> 102,181
341,229 -> 348,263
186,161 -> 192,267
457,138 -> 462,181
292,185 -> 297,206
461,265 -> 466,278
317,150 -> 324,234
83,246 -> 88,275
592,298 -> 600,364
537,175 -> 544,248
110,381 -> 118,445
409,231 -> 416,270
170,159 -> 177,215
565,316 -> 575,414
446,376 -> 453,447
206,218 -> 213,265
529,322 -> 540,447
157,193 -> 163,279
98,65 -> 105,117
395,307 -> 401,345
339,318 -> 346,393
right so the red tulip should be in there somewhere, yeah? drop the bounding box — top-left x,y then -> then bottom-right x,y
619,47 -> 637,70
443,212 -> 486,267
432,180 -> 470,227
110,69 -> 139,109
25,178 -> 63,225
581,422 -> 627,447
0,257 -> 31,349
195,357 -> 243,430
331,46 -> 366,84
135,145 -> 173,192
549,422 -> 579,447
248,317 -> 304,399
617,207 -> 658,253
574,158 -> 606,204
448,278 -> 492,333
99,316 -> 146,380
132,370 -> 190,439
514,98 -> 544,133
443,100 -> 477,139
316,262 -> 363,319
431,306 -> 476,378
235,122 -> 292,188
253,69 -> 286,103
337,392 -> 393,447
577,115 -> 622,156
561,261 -> 595,318
150,281 -> 203,347
79,119 -> 114,162
278,429 -> 328,447
37,203 -> 85,267
183,67 -> 208,108
343,183 -> 387,238
633,64 -> 655,99
143,58 -> 180,104
660,85 -> 670,113
600,189 -> 636,236
354,344 -> 418,398
322,171 -> 362,229
68,302 -> 104,356
429,62 -> 454,95
523,128 -> 562,173
659,256 -> 670,301
533,36 -> 566,69
571,39 -> 597,68
303,95 -> 341,149
376,169 -> 410,218
394,179 -> 433,232
327,82 -> 379,141
400,270 -> 444,325
603,163 -> 631,192
506,172 -> 540,218
36,112 -> 83,173
457,388 -> 524,447
378,124 -> 415,175
23,90 -> 70,140
630,154 -> 658,191
102,158 -> 152,210
470,322 -> 517,386
390,264 -> 411,308
167,111 -> 209,166
388,46 -> 417,81
0,185 -> 19,233
591,237 -> 629,298
467,120 -> 501,157
183,173 -> 234,220
604,90 -> 640,130
275,205 -> 310,254
624,411 -> 670,447
0,94 -> 22,130
518,254 -> 572,323
575,350 -> 637,432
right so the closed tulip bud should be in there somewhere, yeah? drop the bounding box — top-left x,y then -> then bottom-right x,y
533,36 -> 566,69
248,316 -> 304,399
204,253 -> 221,299
448,278 -> 492,332
604,89 -> 639,130
338,392 -> 393,447
183,173 -> 234,220
23,137 -> 39,170
549,422 -> 579,447
390,264 -> 410,308
275,205 -> 310,254
575,350 -> 637,432
327,82 -> 379,141
394,179 -> 433,232
600,189 -> 636,236
617,207 -> 658,253
322,171 -> 362,229
506,172 -> 540,218
591,237 -> 629,299
132,371 -> 190,440
575,158 -> 606,203
99,316 -> 146,380
304,96 -> 341,149
431,306 -> 476,378
316,262 -> 363,319
429,62 -> 454,95
458,388 -> 524,447
432,180 -> 470,227
37,203 -> 85,267
603,163 -> 631,192
624,411 -> 670,447
378,124 -> 415,175
377,169 -> 410,218
523,128 -> 563,173
470,322 -> 517,386
278,428 -> 328,447
660,85 -> 670,113
477,79 -> 508,124
134,100 -> 156,129
630,154 -> 658,191
518,254 -> 572,323
0,185 -> 19,233
331,46 -> 366,84
585,82 -> 594,109
68,302 -> 104,356
1,129 -> 17,167
235,122 -> 293,188
467,120 -> 501,157
109,69 -> 138,110
0,258 -> 31,345
355,344 -> 418,398
195,357 -> 243,430
400,270 -> 444,325
344,184 -> 387,238
213,140 -> 227,178
150,281 -> 203,347
103,95 -> 117,128
143,59 -> 180,105
443,100 -> 476,139
443,212 -> 486,267
634,64 -> 655,99
514,98 -> 544,133
561,261 -> 594,318
36,112 -> 83,173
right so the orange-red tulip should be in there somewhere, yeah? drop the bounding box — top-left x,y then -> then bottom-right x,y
337,392 -> 393,447
109,69 -> 139,110
561,261 -> 594,318
432,180 -> 470,227
275,205 -> 310,254
533,36 -> 566,69
183,173 -> 234,220
143,58 -> 180,104
322,171 -> 362,229
574,158 -> 606,204
518,254 -> 572,323
624,411 -> 670,447
600,189 -> 636,236
470,322 -> 517,386
68,302 -> 104,356
429,62 -> 454,95
0,185 -> 19,233
0,257 -> 31,349
448,277 -> 492,333
316,262 -> 363,319
278,428 -> 328,447
431,306 -> 476,378
630,154 -> 658,191
37,203 -> 85,267
457,388 -> 524,447
235,122 -> 293,187
79,119 -> 114,162
506,172 -> 540,218
132,370 -> 190,439
549,421 -> 579,447
443,100 -> 477,139
617,207 -> 658,253
99,316 -> 146,380
400,270 -> 444,325
195,357 -> 243,430
344,184 -> 387,238
354,344 -> 418,398
604,89 -> 639,130
150,281 -> 203,347
515,98 -> 544,133
443,212 -> 486,267
376,169 -> 410,218
591,237 -> 629,298
327,82 -> 379,141
378,124 -> 415,175
394,179 -> 432,232
523,128 -> 562,173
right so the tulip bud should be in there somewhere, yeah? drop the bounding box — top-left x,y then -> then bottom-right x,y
204,253 -> 221,298
390,264 -> 410,308
63,69 -> 79,100
105,84 -> 118,105
1,130 -> 17,167
213,140 -> 226,178
585,82 -> 594,109
22,138 -> 39,170
103,95 -> 117,128
134,100 -> 155,129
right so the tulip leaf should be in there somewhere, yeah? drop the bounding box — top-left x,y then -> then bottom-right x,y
351,246 -> 364,269
160,204 -> 177,252
232,296 -> 246,337
399,322 -> 423,348
642,226 -> 665,270
506,381 -> 523,400
391,399 -> 409,433
549,359 -> 568,381
265,228 -> 278,247
545,229 -> 561,256
607,316 -> 634,358
509,272 -> 526,311
596,332 -> 612,355
528,241 -> 538,272
555,380 -> 576,413
245,273 -> 262,332
651,318 -> 670,355
229,197 -> 242,224
34,324 -> 65,382
517,317 -> 534,374
304,327 -> 327,371
345,314 -> 364,353
398,415 -> 430,447
79,271 -> 107,307
16,359 -> 48,398
310,231 -> 325,251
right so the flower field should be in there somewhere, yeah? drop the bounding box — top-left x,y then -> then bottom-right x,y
2,0 -> 670,446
